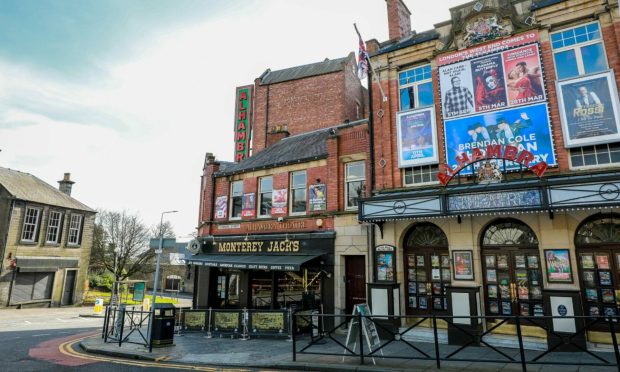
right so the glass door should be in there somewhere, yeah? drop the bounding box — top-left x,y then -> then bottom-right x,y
406,249 -> 451,315
482,249 -> 543,317
577,249 -> 619,317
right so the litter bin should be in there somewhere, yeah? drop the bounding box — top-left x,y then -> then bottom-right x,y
151,303 -> 176,346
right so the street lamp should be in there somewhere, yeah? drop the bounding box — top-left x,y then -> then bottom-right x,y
151,210 -> 178,309
111,243 -> 120,306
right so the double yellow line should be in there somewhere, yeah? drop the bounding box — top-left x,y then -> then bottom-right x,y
58,334 -> 258,371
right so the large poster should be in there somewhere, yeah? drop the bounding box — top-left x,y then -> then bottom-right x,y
444,102 -> 556,174
271,189 -> 288,215
215,195 -> 227,219
241,193 -> 255,218
309,184 -> 326,211
557,70 -> 620,148
439,42 -> 545,119
396,107 -> 439,167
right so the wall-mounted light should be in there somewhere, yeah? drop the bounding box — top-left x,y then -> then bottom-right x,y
316,218 -> 323,228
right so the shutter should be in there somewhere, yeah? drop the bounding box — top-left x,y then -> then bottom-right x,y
11,273 -> 35,303
32,272 -> 54,300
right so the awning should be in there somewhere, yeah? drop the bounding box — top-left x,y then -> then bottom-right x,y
16,256 -> 79,273
185,254 -> 320,271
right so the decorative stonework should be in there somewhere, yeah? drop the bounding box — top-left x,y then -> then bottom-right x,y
463,15 -> 510,47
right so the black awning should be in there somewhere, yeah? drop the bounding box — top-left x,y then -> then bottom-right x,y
16,256 -> 79,273
185,254 -> 320,271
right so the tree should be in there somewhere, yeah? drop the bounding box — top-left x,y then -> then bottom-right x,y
89,210 -> 168,282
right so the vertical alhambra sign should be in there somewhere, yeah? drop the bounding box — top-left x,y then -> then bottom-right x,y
235,85 -> 254,162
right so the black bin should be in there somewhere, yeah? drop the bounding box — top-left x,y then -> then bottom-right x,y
152,303 -> 176,346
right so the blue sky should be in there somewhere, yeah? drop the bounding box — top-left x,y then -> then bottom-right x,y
0,0 -> 463,235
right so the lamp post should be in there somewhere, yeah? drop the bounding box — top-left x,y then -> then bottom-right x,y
151,210 -> 178,309
111,243 -> 120,306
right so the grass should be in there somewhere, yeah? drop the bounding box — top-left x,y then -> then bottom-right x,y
83,289 -> 179,306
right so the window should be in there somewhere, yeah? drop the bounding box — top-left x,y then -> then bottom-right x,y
21,206 -> 41,242
290,171 -> 306,214
403,165 -> 439,186
551,22 -> 607,80
399,64 -> 433,111
258,176 -> 273,217
230,181 -> 243,219
345,162 -> 365,209
570,142 -> 620,168
67,214 -> 83,246
45,211 -> 63,244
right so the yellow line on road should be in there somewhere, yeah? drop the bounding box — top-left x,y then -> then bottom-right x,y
58,334 -> 266,371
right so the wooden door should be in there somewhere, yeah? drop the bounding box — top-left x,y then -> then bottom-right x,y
345,255 -> 366,314
405,249 -> 450,315
61,270 -> 77,306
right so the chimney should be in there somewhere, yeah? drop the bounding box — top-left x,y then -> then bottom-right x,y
58,173 -> 75,196
266,125 -> 290,148
386,0 -> 412,41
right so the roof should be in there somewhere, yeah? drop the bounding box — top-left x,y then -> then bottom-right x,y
0,167 -> 95,212
530,0 -> 566,10
215,119 -> 368,176
259,54 -> 353,85
371,30 -> 439,57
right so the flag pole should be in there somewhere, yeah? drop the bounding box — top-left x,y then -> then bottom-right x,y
354,23 -> 387,102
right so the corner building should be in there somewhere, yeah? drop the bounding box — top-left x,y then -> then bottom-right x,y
190,55 -> 372,321
360,0 -> 620,345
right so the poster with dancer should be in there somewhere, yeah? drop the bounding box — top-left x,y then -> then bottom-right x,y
503,44 -> 545,106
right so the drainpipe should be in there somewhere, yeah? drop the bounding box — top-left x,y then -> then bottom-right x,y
367,68 -> 376,283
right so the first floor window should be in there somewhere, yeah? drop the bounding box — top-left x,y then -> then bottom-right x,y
230,181 -> 243,219
570,142 -> 620,168
67,214 -> 83,246
290,171 -> 307,214
403,165 -> 439,186
345,161 -> 365,209
399,65 -> 433,110
45,211 -> 63,244
21,207 -> 41,242
551,22 -> 607,80
258,176 -> 272,217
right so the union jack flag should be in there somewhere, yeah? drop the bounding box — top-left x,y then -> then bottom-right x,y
357,31 -> 369,80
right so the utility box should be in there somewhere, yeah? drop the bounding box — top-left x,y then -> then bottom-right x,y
151,303 -> 176,347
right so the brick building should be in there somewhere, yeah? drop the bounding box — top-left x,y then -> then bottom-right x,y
358,0 -> 620,345
0,169 -> 95,307
188,56 -> 371,319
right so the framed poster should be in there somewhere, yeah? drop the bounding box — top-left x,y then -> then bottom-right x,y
440,60 -> 476,118
396,107 -> 439,167
308,184 -> 326,211
544,249 -> 573,283
375,245 -> 396,282
271,189 -> 288,214
452,250 -> 474,280
556,70 -> 620,148
215,195 -> 228,219
241,193 -> 256,217
503,44 -> 545,106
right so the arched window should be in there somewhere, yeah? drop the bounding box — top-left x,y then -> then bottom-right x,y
482,219 -> 539,247
575,213 -> 620,246
403,223 -> 450,315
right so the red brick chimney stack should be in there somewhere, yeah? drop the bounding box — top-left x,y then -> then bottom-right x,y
386,0 -> 412,41
266,125 -> 290,148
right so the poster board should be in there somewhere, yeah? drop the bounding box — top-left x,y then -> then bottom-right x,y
342,303 -> 382,364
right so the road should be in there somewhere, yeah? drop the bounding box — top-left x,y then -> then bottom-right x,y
0,306 -> 290,371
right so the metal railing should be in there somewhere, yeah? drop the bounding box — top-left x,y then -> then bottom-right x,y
292,312 -> 620,371
102,305 -> 151,348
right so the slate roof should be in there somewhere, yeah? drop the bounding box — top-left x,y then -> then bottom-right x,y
259,53 -> 353,85
530,0 -> 565,10
0,167 -> 95,212
371,30 -> 439,57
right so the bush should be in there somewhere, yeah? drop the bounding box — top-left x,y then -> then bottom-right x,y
89,271 -> 114,290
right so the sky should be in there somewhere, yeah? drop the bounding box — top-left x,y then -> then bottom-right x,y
0,0 -> 465,240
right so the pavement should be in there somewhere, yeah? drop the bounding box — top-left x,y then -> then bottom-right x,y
80,325 -> 620,371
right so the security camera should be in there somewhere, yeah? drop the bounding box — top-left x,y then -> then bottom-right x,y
277,217 -> 284,222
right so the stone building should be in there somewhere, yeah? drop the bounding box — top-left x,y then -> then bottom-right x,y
358,0 -> 620,345
188,55 -> 372,318
0,169 -> 95,307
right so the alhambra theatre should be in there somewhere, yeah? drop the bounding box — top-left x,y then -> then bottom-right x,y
358,0 -> 620,345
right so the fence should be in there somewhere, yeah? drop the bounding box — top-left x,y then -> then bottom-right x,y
102,305 -> 151,348
292,312 -> 620,371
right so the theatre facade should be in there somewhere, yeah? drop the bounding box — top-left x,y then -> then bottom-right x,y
359,0 -> 620,341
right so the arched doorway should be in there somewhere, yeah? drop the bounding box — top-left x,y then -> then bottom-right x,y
480,218 -> 543,316
403,223 -> 450,315
575,213 -> 620,317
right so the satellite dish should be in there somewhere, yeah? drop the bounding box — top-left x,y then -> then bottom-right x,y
187,239 -> 201,255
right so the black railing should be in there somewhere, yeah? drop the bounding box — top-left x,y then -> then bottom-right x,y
102,305 -> 151,348
292,312 -> 620,371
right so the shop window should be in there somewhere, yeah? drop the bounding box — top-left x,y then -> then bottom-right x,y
67,214 -> 83,246
230,181 -> 243,219
290,171 -> 306,215
403,165 -> 439,186
21,206 -> 41,243
551,22 -> 607,80
45,211 -> 63,244
345,161 -> 365,210
570,142 -> 620,168
216,271 -> 240,308
575,213 -> 620,317
481,219 -> 543,317
258,176 -> 273,217
399,64 -> 433,111
403,223 -> 450,315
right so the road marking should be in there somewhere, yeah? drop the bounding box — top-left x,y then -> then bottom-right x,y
24,321 -> 31,324
33,333 -> 51,337
59,334 -> 278,371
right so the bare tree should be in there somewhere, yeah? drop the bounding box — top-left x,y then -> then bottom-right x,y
89,210 -> 155,282
151,220 -> 175,240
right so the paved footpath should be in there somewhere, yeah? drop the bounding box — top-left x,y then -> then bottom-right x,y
81,330 -> 620,372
